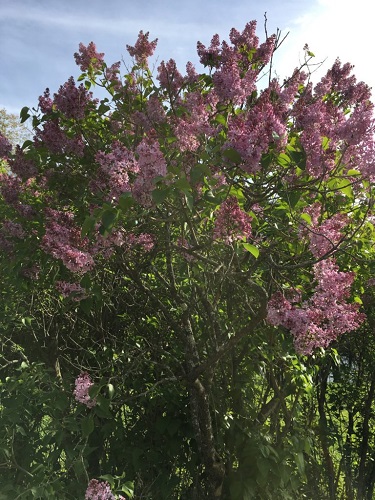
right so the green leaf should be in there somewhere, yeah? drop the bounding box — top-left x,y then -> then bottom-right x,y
295,451 -> 305,475
88,384 -> 101,399
300,213 -> 312,225
21,140 -> 33,150
20,107 -> 30,123
243,243 -> 259,258
347,169 -> 361,176
277,153 -> 290,167
322,136 -> 330,150
183,190 -> 194,211
99,474 -> 115,488
288,150 -> 306,169
152,187 -> 169,205
118,192 -> 134,211
120,481 -> 134,497
223,148 -> 242,163
98,101 -> 111,114
190,163 -> 210,184
21,317 -> 32,326
261,153 -> 272,169
340,184 -> 353,198
107,383 -> 115,399
101,209 -> 117,231
214,114 -> 227,126
327,178 -> 353,198
81,216 -> 96,237
175,177 -> 191,190
81,415 -> 94,438
285,190 -> 301,208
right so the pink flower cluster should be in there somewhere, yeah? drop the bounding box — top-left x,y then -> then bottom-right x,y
85,479 -> 115,500
174,91 -> 215,152
132,96 -> 167,132
54,76 -> 96,120
267,259 -> 365,355
38,88 -> 53,113
93,229 -> 154,259
226,97 -> 286,173
42,209 -> 94,274
0,219 -> 23,253
74,42 -> 105,72
290,59 -> 374,179
0,133 -> 12,158
197,21 -> 276,106
314,59 -> 371,107
300,202 -> 348,258
0,173 -> 34,218
157,59 -> 185,97
56,281 -> 87,301
94,141 -> 138,202
35,119 -> 85,157
213,196 -> 252,244
9,146 -> 37,180
105,61 -> 121,86
125,232 -> 155,251
177,236 -> 195,262
126,30 -> 158,66
74,372 -> 96,408
133,137 -> 167,206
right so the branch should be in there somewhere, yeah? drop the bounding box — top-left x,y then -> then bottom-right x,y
187,282 -> 268,381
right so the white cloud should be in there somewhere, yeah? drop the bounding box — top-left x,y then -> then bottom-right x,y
275,0 -> 374,91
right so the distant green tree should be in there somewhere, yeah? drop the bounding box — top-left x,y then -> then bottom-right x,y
0,107 -> 31,147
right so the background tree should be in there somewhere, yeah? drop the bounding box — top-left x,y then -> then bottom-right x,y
0,107 -> 31,146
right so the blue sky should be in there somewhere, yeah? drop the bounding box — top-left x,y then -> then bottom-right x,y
1,0 -> 373,115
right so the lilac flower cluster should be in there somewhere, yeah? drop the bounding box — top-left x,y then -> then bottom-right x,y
126,30 -> 158,66
174,91 -> 215,152
300,202 -> 348,258
0,220 -> 25,254
0,133 -> 12,158
1,220 -> 25,239
74,42 -> 105,72
157,59 -> 185,97
74,372 -> 96,408
8,146 -> 37,180
267,259 -> 365,354
92,228 -> 154,259
125,232 -> 155,252
291,59 -> 374,179
132,96 -> 167,132
213,196 -> 252,244
226,98 -> 286,173
0,173 -> 34,219
42,209 -> 94,274
133,136 -> 167,206
85,479 -> 127,500
94,141 -> 138,202
54,76 -> 96,120
197,21 -> 276,106
56,281 -> 87,301
38,88 -> 53,113
35,120 -> 85,157
85,479 -> 115,500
